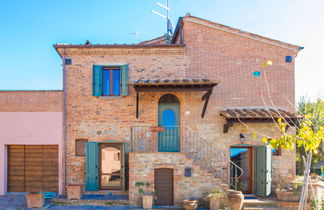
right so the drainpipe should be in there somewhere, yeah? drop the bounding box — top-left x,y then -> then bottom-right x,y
62,48 -> 68,194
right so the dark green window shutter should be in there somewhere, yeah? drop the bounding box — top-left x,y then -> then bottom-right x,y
93,65 -> 103,96
120,64 -> 129,96
86,142 -> 99,191
254,145 -> 272,196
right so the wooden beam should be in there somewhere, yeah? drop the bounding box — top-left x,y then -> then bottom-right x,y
136,91 -> 139,119
201,89 -> 213,118
134,85 -> 215,92
223,120 -> 234,133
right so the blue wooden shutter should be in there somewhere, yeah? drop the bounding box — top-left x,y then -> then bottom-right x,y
86,142 -> 99,191
120,65 -> 129,96
93,65 -> 103,96
254,145 -> 272,196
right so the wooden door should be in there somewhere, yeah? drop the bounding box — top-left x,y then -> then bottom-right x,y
154,168 -> 173,206
254,145 -> 272,196
7,145 -> 58,192
230,147 -> 253,194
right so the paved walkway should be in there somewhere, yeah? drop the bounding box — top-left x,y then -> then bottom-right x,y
0,195 -> 187,209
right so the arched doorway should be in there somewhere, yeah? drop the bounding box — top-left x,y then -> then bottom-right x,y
158,94 -> 180,152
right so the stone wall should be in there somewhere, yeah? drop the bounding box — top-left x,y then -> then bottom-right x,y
128,152 -> 221,206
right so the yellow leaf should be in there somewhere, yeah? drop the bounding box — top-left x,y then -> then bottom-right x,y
262,137 -> 269,144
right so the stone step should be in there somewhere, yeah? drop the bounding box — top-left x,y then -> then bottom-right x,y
51,194 -> 129,206
243,208 -> 279,210
83,190 -> 128,195
243,198 -> 279,209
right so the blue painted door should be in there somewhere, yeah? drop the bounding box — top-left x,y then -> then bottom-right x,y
158,103 -> 180,152
86,142 -> 99,191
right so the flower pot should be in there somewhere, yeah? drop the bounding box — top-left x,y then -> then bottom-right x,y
275,189 -> 300,202
183,199 -> 198,210
26,192 -> 44,208
228,190 -> 244,210
210,196 -> 221,210
66,185 -> 82,200
142,194 -> 153,209
150,126 -> 164,132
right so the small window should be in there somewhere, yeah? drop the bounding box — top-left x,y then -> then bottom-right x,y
75,139 -> 88,156
103,67 -> 120,96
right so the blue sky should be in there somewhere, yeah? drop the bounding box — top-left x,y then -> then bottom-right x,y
0,0 -> 323,100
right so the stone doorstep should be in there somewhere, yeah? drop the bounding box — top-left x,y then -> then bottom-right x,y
243,198 -> 279,208
83,190 -> 128,195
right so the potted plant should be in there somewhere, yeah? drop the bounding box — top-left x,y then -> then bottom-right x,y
26,192 -> 44,208
275,182 -> 302,202
183,198 -> 198,210
205,188 -> 226,210
135,181 -> 154,209
66,184 -> 82,200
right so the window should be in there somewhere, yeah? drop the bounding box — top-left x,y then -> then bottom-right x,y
93,65 -> 129,97
103,67 -> 120,96
75,139 -> 88,156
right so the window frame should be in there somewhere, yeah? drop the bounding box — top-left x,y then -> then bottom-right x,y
102,66 -> 121,96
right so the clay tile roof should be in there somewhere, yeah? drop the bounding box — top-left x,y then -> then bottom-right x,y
220,107 -> 302,120
131,79 -> 219,86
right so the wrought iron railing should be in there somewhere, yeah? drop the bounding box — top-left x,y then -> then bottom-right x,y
229,160 -> 244,190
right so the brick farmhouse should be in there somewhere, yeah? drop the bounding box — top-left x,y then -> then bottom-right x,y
0,14 -> 303,206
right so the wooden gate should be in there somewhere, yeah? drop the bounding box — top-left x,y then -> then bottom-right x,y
7,145 -> 58,192
154,168 -> 174,206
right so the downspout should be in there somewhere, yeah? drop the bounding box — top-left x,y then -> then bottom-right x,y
62,48 -> 68,194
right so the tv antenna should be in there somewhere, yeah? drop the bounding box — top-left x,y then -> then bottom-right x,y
151,0 -> 174,40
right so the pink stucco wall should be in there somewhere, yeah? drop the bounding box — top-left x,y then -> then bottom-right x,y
0,112 -> 63,195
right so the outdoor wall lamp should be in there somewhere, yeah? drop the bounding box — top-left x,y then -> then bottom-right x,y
240,133 -> 245,144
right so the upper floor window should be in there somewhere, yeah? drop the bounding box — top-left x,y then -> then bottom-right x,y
103,67 -> 120,96
93,64 -> 129,96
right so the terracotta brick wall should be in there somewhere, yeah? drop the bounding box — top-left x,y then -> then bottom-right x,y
183,16 -> 298,112
0,91 -> 63,112
58,16 -> 299,192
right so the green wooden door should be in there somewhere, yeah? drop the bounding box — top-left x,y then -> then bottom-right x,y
86,142 -> 99,191
158,103 -> 180,152
254,145 -> 272,196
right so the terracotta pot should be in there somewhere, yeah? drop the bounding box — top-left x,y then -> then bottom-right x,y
150,126 -> 164,132
142,195 -> 153,209
228,190 -> 244,210
183,200 -> 198,210
210,196 -> 221,210
275,189 -> 300,202
26,192 -> 44,208
66,185 -> 82,200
